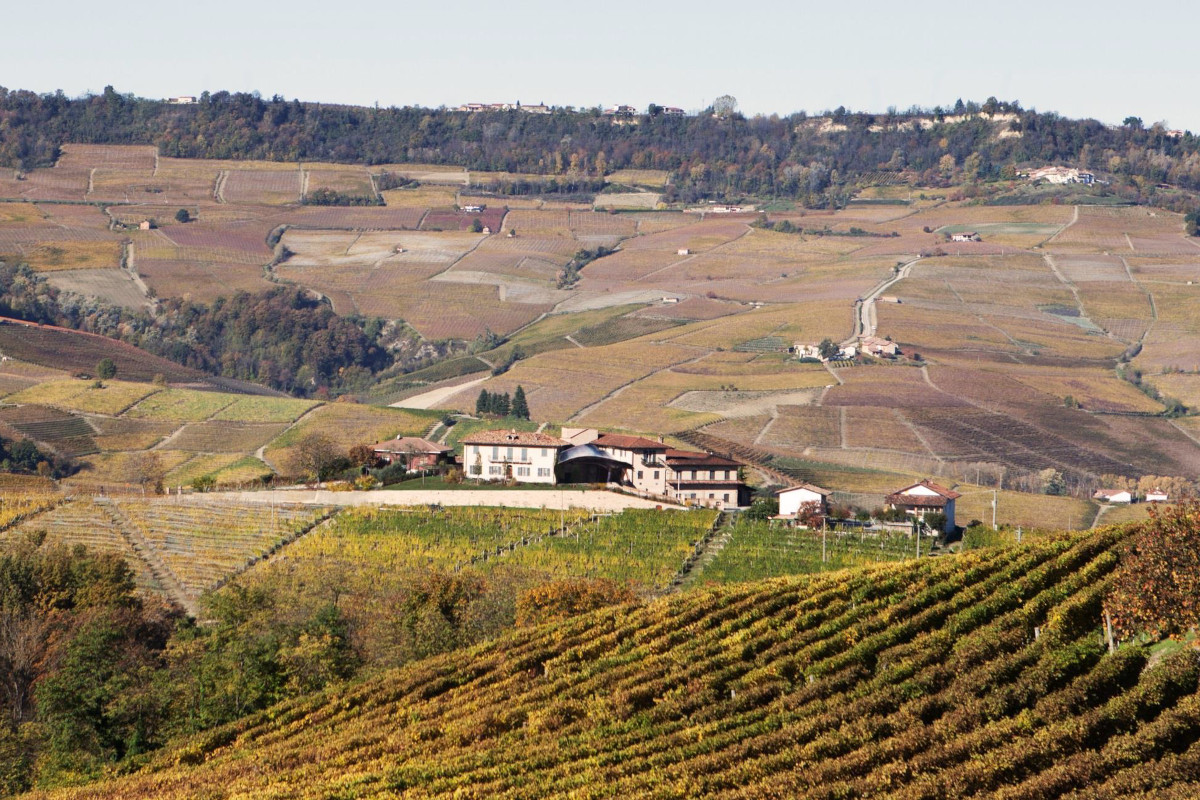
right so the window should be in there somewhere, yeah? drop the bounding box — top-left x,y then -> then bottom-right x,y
516,466 -> 530,477
488,465 -> 503,475
521,448 -> 528,461
723,493 -> 730,502
537,467 -> 551,477
491,446 -> 499,460
541,448 -> 548,457
470,465 -> 482,475
506,446 -> 513,460
637,470 -> 643,480
708,493 -> 714,499
653,470 -> 659,480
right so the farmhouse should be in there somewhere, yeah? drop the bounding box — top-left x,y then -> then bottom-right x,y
1144,488 -> 1169,503
168,96 -> 196,105
886,480 -> 960,533
860,336 -> 899,357
603,105 -> 638,116
370,437 -> 452,471
1093,489 -> 1134,504
663,107 -> 686,117
950,231 -> 981,243
665,449 -> 750,508
556,424 -> 744,506
460,430 -> 567,484
776,484 -> 832,520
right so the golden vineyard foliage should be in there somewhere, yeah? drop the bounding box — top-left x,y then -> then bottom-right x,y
24,525 -> 1200,799
1108,499 -> 1200,639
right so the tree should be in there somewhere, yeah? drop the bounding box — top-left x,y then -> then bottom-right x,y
129,451 -> 165,495
470,218 -> 483,233
476,389 -> 490,415
96,358 -> 117,380
511,386 -> 530,420
291,433 -> 342,483
493,392 -> 510,417
712,95 -> 738,117
174,209 -> 190,224
817,338 -> 840,360
1109,499 -> 1200,639
1123,116 -> 1144,130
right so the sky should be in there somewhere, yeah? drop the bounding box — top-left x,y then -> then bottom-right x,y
3,0 -> 1197,130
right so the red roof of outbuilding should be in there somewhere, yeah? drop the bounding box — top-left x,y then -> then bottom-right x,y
594,434 -> 668,451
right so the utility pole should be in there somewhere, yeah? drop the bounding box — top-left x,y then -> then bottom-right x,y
822,517 -> 827,563
992,489 -> 998,530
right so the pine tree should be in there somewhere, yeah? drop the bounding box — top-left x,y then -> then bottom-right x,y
476,389 -> 490,415
512,385 -> 530,420
495,392 -> 511,417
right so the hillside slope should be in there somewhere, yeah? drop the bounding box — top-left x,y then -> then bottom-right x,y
29,527 -> 1200,799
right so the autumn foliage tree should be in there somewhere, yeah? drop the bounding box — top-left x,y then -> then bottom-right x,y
1108,499 -> 1200,639
516,579 -> 635,627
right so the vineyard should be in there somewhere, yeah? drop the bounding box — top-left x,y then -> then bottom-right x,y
698,517 -> 933,583
34,524 -> 1200,799
112,498 -> 331,600
478,508 -> 719,590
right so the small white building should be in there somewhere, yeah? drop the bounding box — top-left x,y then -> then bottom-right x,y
460,430 -> 567,484
1144,489 -> 1169,503
1093,489 -> 1134,504
887,480 -> 960,533
950,231 -> 981,243
777,484 -> 831,518
168,96 -> 197,105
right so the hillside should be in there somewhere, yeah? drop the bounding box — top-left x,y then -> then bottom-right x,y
29,526 -> 1200,799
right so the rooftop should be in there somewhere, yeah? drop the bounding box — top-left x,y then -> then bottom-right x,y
460,429 -> 568,447
594,433 -> 668,451
371,436 -> 452,454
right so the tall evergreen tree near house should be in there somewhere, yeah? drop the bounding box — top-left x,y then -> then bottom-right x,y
475,390 -> 490,415
494,392 -> 511,417
511,386 -> 529,420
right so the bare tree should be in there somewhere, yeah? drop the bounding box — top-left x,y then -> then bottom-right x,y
712,95 -> 738,117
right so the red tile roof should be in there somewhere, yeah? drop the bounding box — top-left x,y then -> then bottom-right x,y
665,449 -> 743,468
891,479 -> 961,500
594,434 -> 668,451
459,429 -> 568,447
775,483 -> 832,497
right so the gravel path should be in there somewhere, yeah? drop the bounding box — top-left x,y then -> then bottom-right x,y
390,375 -> 489,410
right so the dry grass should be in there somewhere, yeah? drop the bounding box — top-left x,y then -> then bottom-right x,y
22,241 -> 122,271
263,403 -> 433,471
955,488 -> 1096,531
382,185 -> 459,207
605,169 -> 670,188
8,379 -> 160,415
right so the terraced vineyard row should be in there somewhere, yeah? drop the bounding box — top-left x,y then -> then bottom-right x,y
112,499 -> 333,600
477,508 -> 719,591
42,525 -> 1200,799
699,517 -> 931,582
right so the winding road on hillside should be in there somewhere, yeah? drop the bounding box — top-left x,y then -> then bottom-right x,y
843,256 -> 921,346
390,375 -> 490,410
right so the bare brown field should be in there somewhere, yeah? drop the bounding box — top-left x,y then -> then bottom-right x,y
841,406 -> 931,453
279,206 -> 426,229
605,169 -> 670,187
21,240 -> 122,271
222,169 -> 302,205
44,269 -> 151,310
824,365 -> 967,408
56,144 -> 158,171
303,167 -> 374,196
382,185 -> 459,207
631,297 -> 743,321
766,406 -> 842,450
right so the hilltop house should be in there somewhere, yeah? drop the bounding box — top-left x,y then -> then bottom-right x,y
1028,166 -> 1095,185
1093,489 -> 1134,504
460,430 -> 568,484
371,437 -> 452,472
776,484 -> 832,521
886,480 -> 960,533
950,231 -> 981,243
662,107 -> 686,116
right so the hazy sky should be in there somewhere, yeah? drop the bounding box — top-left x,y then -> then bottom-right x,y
3,0 -> 1196,130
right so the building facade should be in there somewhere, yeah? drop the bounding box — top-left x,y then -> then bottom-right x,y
460,430 -> 567,484
886,480 -> 960,532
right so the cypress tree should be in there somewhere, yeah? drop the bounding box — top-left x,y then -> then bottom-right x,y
512,385 -> 530,420
476,389 -> 490,415
495,392 -> 511,417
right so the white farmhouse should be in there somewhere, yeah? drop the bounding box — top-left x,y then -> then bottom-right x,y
776,484 -> 832,518
886,480 -> 960,533
460,430 -> 567,483
1144,489 -> 1169,503
1093,489 -> 1134,504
